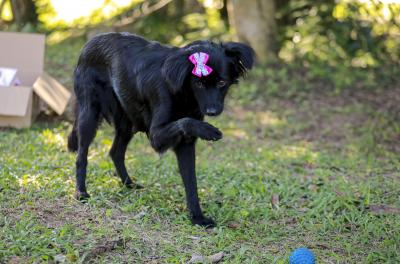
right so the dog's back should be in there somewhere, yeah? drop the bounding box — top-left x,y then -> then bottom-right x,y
72,33 -> 164,136
75,33 -> 173,126
76,33 -> 150,67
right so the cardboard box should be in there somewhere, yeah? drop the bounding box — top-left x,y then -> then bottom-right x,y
0,32 -> 71,128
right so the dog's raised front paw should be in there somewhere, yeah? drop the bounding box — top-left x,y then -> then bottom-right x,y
196,123 -> 223,141
191,216 -> 216,228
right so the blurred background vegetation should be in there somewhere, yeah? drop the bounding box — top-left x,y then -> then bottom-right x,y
0,0 -> 399,96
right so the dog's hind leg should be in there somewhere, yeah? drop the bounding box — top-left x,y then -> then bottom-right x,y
75,109 -> 99,200
109,114 -> 142,189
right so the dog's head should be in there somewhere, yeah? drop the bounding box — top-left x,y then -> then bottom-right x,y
162,41 -> 255,116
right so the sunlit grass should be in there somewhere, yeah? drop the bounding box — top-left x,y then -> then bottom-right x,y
40,129 -> 66,148
48,0 -> 140,24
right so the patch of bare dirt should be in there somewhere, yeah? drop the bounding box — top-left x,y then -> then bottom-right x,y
230,87 -> 400,151
1,196 -> 176,262
7,256 -> 30,264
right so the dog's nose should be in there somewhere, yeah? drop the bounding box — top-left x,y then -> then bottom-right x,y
205,108 -> 218,116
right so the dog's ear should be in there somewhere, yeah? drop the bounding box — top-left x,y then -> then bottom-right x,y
223,42 -> 255,77
162,51 -> 191,93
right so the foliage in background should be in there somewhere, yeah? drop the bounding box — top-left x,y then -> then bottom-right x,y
1,0 -> 400,93
277,0 -> 400,66
272,0 -> 400,91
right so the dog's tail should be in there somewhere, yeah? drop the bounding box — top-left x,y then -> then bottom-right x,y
68,120 -> 78,152
68,102 -> 79,152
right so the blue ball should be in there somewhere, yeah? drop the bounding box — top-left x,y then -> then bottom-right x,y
289,248 -> 316,264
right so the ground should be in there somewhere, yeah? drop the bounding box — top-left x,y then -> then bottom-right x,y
0,39 -> 399,263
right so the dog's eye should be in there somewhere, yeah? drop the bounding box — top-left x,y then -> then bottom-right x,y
196,82 -> 205,89
216,80 -> 226,88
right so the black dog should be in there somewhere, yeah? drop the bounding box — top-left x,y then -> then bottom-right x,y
68,32 -> 254,226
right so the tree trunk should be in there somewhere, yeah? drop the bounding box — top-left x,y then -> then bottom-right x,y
10,0 -> 37,30
220,0 -> 229,28
229,0 -> 278,63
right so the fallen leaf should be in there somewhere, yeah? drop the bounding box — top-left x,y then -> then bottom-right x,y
227,222 -> 240,229
284,217 -> 297,225
188,252 -> 224,263
206,228 -> 217,234
208,252 -> 224,263
83,239 -> 124,261
316,243 -> 329,249
271,194 -> 280,209
334,190 -> 345,197
298,207 -> 308,213
368,204 -> 400,214
8,256 -> 29,264
134,210 -> 147,219
188,254 -> 205,263
54,254 -> 66,263
329,166 -> 342,172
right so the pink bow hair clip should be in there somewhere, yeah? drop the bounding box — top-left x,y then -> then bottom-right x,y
188,52 -> 213,77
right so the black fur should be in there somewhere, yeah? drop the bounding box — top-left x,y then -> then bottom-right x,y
68,32 -> 254,226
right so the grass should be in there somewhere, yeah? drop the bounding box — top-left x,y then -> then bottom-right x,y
0,38 -> 399,263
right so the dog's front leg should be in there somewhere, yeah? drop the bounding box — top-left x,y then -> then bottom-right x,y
150,117 -> 222,152
174,141 -> 215,227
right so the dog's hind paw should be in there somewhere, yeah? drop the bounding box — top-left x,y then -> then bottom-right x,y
75,191 -> 90,201
191,216 -> 216,228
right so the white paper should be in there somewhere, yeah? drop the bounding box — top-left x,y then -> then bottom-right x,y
0,67 -> 18,86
